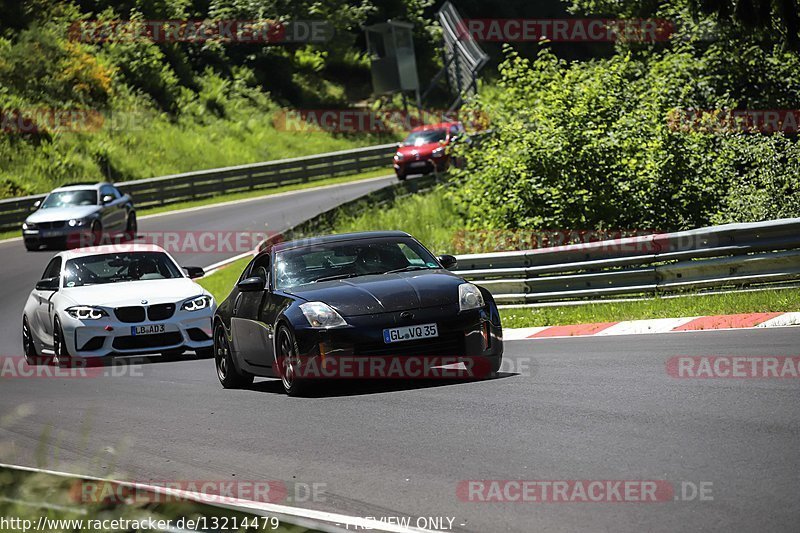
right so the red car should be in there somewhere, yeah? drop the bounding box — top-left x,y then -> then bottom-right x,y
393,122 -> 466,180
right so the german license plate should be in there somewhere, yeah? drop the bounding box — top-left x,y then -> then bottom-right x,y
131,324 -> 166,336
383,323 -> 438,343
410,161 -> 427,168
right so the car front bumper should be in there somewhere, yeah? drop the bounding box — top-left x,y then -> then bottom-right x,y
288,305 -> 503,379
23,226 -> 94,248
394,156 -> 449,176
59,308 -> 214,358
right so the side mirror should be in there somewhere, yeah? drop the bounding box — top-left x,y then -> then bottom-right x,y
237,276 -> 266,292
32,200 -> 41,210
35,277 -> 59,291
438,254 -> 458,270
184,266 -> 205,279
101,195 -> 114,204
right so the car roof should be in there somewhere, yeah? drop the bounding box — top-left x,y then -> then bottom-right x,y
410,121 -> 460,133
272,231 -> 413,252
50,182 -> 111,192
55,244 -> 168,261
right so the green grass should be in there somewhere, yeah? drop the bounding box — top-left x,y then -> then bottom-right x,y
499,288 -> 800,328
198,257 -> 252,303
330,186 -> 464,255
0,101 -> 398,200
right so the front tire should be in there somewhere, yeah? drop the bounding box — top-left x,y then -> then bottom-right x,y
276,325 -> 307,396
52,318 -> 71,367
214,323 -> 253,388
90,221 -> 103,246
125,212 -> 137,240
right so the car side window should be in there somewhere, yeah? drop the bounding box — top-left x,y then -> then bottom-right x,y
252,254 -> 271,285
100,185 -> 115,202
42,257 -> 62,280
110,186 -> 122,199
238,258 -> 256,283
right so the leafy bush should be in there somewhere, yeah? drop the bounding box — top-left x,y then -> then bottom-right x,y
452,40 -> 800,231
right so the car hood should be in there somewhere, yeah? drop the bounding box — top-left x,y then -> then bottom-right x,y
27,206 -> 101,223
396,142 -> 442,158
60,278 -> 208,307
285,271 -> 464,316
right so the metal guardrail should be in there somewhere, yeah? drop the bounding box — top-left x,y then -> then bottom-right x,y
452,218 -> 800,305
0,143 -> 398,232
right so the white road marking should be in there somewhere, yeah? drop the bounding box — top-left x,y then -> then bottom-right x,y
595,317 -> 698,336
756,312 -> 800,328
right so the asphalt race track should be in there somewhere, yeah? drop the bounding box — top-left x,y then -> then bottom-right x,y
0,175 -> 397,356
1,178 -> 799,532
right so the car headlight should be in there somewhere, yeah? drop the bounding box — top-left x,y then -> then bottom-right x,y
393,152 -> 405,162
432,146 -> 446,158
458,283 -> 485,311
68,218 -> 88,227
181,295 -> 212,312
299,301 -> 347,328
65,306 -> 108,320
22,222 -> 37,230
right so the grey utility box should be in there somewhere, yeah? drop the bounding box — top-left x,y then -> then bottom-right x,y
364,20 -> 420,95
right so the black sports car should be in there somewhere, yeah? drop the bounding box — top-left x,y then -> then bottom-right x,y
213,231 -> 503,395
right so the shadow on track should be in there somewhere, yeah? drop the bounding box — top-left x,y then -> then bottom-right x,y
245,372 -> 518,398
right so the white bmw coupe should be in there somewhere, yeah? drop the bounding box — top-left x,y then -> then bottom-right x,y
22,244 -> 215,366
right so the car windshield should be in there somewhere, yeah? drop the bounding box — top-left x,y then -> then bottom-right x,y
63,252 -> 183,287
401,128 -> 447,146
40,190 -> 97,208
274,237 -> 440,289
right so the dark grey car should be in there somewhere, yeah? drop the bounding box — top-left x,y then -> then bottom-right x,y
22,182 -> 136,251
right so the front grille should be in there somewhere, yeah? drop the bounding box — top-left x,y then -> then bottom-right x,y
187,328 -> 211,341
147,303 -> 175,321
354,332 -> 464,357
38,221 -> 66,230
112,332 -> 183,351
115,306 -> 146,323
78,336 -> 105,351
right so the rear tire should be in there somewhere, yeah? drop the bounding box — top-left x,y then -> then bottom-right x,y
276,325 -> 307,396
214,323 -> 253,389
